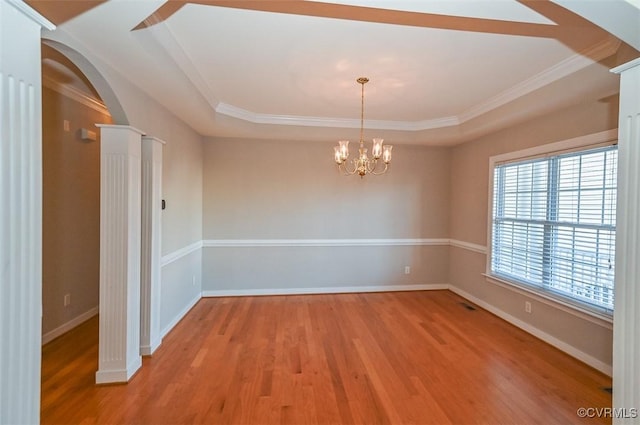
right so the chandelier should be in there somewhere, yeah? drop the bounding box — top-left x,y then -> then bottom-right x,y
333,77 -> 392,177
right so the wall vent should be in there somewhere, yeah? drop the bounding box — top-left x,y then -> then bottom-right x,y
460,302 -> 477,311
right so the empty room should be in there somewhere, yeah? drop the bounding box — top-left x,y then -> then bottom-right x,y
2,1 -> 640,424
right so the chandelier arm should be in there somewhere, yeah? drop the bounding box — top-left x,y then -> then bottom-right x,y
338,160 -> 358,176
368,161 -> 389,175
365,157 -> 381,174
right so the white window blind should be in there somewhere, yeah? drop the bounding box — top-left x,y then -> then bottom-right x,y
491,145 -> 617,313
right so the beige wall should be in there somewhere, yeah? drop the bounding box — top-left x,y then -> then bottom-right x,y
202,138 -> 450,291
41,37 -> 205,339
105,74 -> 206,334
42,86 -> 111,336
449,98 -> 619,370
41,30 -> 620,371
450,95 -> 620,245
204,139 -> 450,239
158,118 -> 204,256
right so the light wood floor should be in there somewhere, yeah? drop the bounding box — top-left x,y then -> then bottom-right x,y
41,290 -> 611,424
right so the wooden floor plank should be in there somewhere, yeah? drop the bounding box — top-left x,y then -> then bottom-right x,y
41,290 -> 612,424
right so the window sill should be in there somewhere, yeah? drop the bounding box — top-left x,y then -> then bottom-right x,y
482,273 -> 613,329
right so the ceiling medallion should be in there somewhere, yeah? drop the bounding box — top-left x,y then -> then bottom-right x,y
333,77 -> 392,178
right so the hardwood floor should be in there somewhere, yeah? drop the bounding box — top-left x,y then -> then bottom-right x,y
41,290 -> 612,424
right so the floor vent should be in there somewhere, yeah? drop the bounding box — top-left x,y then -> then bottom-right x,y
602,387 -> 613,394
460,302 -> 477,311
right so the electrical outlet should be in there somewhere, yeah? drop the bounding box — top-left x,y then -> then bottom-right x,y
525,301 -> 532,313
63,120 -> 70,132
64,293 -> 71,307
404,266 -> 411,275
192,276 -> 196,286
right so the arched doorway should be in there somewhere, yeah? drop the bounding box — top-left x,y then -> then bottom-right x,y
41,43 -> 111,346
40,39 -> 163,387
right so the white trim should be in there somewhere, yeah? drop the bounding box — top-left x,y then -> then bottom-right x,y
213,38 -> 617,132
448,285 -> 612,376
141,135 -> 167,145
41,306 -> 99,345
459,36 -> 621,123
611,57 -> 640,74
95,357 -> 142,385
6,0 -> 55,29
204,38 -> 618,132
42,75 -> 110,116
483,274 -> 613,328
202,283 -> 449,297
140,336 -> 162,356
449,239 -> 487,254
485,129 -> 619,308
203,238 -> 450,248
489,129 -> 618,165
95,124 -> 146,135
160,293 -> 201,339
215,102 -> 460,131
161,240 -> 203,267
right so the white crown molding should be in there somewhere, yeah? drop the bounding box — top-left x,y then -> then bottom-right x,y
6,0 -> 55,30
42,75 -> 110,116
458,35 -> 622,124
146,22 -> 221,110
147,12 -> 620,135
212,37 -> 619,132
215,102 -> 460,131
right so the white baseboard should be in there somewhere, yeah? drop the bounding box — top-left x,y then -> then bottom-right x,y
42,306 -> 99,345
140,336 -> 162,356
160,293 -> 201,339
447,285 -> 612,377
202,283 -> 449,298
95,356 -> 142,385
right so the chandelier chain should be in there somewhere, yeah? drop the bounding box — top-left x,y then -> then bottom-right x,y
360,78 -> 365,147
333,76 -> 392,177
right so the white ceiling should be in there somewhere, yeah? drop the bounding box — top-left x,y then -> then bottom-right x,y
36,0 -> 633,146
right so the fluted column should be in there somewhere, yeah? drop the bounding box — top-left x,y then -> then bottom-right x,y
140,136 -> 165,356
95,124 -> 144,384
611,57 -> 640,424
0,1 -> 54,423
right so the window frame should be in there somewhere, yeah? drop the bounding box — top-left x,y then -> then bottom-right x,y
485,129 -> 618,322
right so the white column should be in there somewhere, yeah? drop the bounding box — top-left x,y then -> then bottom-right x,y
140,136 -> 165,356
0,2 -> 54,424
611,57 -> 640,424
95,124 -> 145,384
0,0 -> 55,424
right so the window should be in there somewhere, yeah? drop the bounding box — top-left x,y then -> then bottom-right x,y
490,144 -> 617,315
